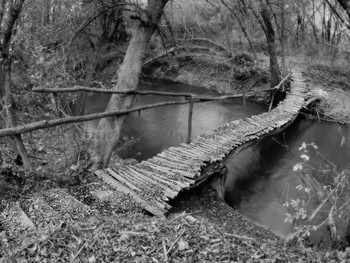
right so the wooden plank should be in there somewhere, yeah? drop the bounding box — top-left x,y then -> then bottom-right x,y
143,160 -> 196,181
3,202 -> 36,231
159,151 -> 204,168
118,166 -> 148,188
168,146 -> 204,159
147,159 -> 195,181
182,144 -> 213,157
116,167 -> 152,192
124,166 -> 179,199
132,165 -> 191,188
107,168 -> 141,192
152,156 -> 192,171
95,170 -> 167,217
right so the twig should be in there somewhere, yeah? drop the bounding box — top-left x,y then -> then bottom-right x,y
166,229 -> 186,255
71,241 -> 87,262
71,225 -> 104,262
119,231 -> 148,236
163,239 -> 168,263
224,232 -> 254,240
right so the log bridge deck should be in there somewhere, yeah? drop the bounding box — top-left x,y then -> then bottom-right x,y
95,70 -> 315,217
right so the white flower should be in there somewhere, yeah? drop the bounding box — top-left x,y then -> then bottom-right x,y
317,89 -> 328,98
300,154 -> 309,161
299,143 -> 307,151
293,163 -> 303,171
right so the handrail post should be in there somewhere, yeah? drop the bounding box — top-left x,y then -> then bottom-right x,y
186,96 -> 194,144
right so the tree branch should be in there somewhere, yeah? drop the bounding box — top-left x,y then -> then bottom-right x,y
32,83 -> 287,100
325,0 -> 350,30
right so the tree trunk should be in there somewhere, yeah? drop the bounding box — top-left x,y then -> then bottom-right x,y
261,4 -> 282,110
91,0 -> 168,170
0,0 -> 30,170
280,0 -> 286,67
261,5 -> 281,88
75,50 -> 99,116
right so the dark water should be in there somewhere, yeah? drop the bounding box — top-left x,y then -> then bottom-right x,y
224,118 -> 350,245
86,81 -> 266,160
86,81 -> 350,245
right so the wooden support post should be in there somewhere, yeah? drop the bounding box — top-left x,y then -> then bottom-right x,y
268,91 -> 275,111
186,97 -> 194,144
243,93 -> 247,117
242,80 -> 258,118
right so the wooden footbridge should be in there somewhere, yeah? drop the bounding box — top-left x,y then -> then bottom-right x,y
95,70 -> 316,217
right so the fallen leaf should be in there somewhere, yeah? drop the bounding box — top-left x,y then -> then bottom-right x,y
118,233 -> 129,242
178,239 -> 189,251
185,215 -> 197,224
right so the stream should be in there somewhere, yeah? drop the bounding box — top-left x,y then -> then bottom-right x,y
85,80 -> 350,247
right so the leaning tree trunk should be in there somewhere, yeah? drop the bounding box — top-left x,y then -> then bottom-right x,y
261,5 -> 281,88
91,0 -> 168,170
0,0 -> 31,170
261,4 -> 282,110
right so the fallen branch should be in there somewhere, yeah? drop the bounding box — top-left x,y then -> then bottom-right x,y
143,45 -> 219,66
119,231 -> 148,236
180,38 -> 230,55
166,229 -> 186,255
224,232 -> 254,240
33,86 -> 201,97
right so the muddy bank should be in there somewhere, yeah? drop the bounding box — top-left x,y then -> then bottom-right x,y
143,53 -> 271,100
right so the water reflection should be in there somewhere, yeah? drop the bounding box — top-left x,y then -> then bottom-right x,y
224,118 -> 350,245
86,81 -> 266,160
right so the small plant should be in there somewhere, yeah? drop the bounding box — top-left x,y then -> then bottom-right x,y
284,142 -> 350,248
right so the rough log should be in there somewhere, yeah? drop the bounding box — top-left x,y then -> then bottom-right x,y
0,100 -> 189,138
143,45 -> 223,66
32,86 -> 283,99
180,38 -> 231,55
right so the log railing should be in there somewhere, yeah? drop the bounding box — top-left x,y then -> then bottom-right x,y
0,76 -> 291,140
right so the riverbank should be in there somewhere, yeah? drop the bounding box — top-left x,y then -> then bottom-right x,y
147,51 -> 350,124
143,52 -> 271,101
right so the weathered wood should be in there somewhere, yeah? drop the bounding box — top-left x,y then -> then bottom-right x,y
95,170 -> 167,217
186,98 -> 194,144
124,166 -> 179,198
2,202 -> 36,231
107,168 -> 141,192
0,100 -> 189,138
